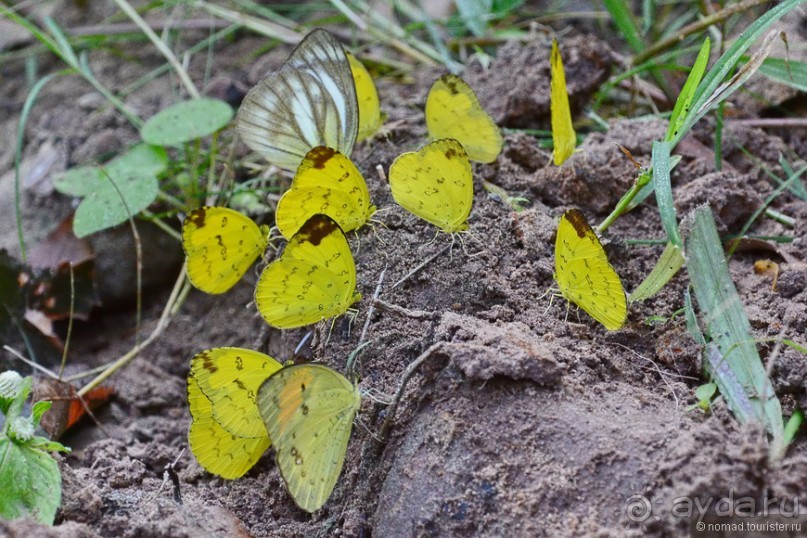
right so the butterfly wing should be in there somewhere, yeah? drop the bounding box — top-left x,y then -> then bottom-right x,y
188,374 -> 271,480
255,214 -> 360,329
550,39 -> 576,165
275,147 -> 375,239
388,138 -> 473,233
425,74 -> 502,164
189,347 -> 283,437
347,53 -> 384,142
236,29 -> 358,171
182,207 -> 269,294
554,209 -> 627,330
257,364 -> 361,512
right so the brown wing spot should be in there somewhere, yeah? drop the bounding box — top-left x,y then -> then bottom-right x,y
308,146 -> 336,169
188,207 -> 208,228
564,209 -> 593,239
200,351 -> 218,374
442,74 -> 459,94
298,214 -> 339,246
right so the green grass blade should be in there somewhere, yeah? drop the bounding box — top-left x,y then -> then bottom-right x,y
783,410 -> 803,447
628,242 -> 684,303
665,37 -> 710,142
0,7 -> 76,68
727,163 -> 806,256
756,57 -> 807,93
684,287 -> 706,346
43,17 -> 80,67
683,205 -> 783,457
14,72 -> 68,262
672,0 -> 807,147
651,141 -> 681,246
601,0 -> 644,53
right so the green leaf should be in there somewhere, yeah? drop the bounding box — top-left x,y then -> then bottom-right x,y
31,401 -> 51,427
455,0 -> 493,37
602,0 -> 644,53
628,242 -> 684,303
141,98 -> 233,146
491,0 -> 525,15
686,382 -> 717,412
671,0 -> 807,147
54,144 -> 167,197
105,143 -> 168,178
0,437 -> 62,524
783,409 -> 803,447
73,171 -> 159,238
757,57 -> 807,93
651,141 -> 681,246
683,206 -> 784,457
53,166 -> 104,197
665,38 -> 710,142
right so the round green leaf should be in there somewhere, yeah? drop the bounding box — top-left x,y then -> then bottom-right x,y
73,171 -> 159,238
53,166 -> 104,197
141,98 -> 233,146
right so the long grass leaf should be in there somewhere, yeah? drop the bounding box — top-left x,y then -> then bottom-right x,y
628,242 -> 685,303
602,0 -> 644,53
756,57 -> 807,93
651,141 -> 681,246
665,37 -> 710,142
683,205 -> 784,457
672,0 -> 807,147
14,72 -> 66,262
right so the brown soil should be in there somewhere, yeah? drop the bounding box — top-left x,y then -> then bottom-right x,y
2,4 -> 807,538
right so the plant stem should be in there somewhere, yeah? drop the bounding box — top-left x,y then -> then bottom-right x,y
632,0 -> 770,65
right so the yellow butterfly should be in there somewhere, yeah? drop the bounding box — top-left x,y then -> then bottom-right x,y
388,138 -> 473,233
236,29 -> 358,172
255,214 -> 360,329
275,146 -> 376,240
425,74 -> 502,164
187,347 -> 283,479
550,38 -> 576,165
347,53 -> 385,142
257,363 -> 361,512
554,209 -> 627,330
182,206 -> 270,294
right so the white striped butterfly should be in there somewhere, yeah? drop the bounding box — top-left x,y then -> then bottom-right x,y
236,29 -> 359,172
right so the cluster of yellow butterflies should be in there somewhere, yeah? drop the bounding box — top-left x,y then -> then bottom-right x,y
182,29 -> 627,513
